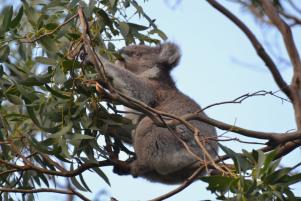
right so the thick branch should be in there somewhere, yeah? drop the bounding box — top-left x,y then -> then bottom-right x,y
206,0 -> 292,101
170,112 -> 301,145
259,0 -> 301,129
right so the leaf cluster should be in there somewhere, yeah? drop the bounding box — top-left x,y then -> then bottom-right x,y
0,0 -> 166,200
202,145 -> 301,201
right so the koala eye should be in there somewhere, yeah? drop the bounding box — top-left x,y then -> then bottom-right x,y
134,52 -> 142,57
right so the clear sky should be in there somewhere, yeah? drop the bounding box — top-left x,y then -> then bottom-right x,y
2,0 -> 301,200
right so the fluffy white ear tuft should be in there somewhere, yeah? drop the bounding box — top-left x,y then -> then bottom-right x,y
158,42 -> 181,70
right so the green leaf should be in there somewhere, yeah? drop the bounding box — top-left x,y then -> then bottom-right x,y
128,22 -> 149,31
69,0 -> 81,8
61,60 -> 81,72
266,168 -> 291,184
70,164 -> 88,191
25,102 -> 59,133
49,122 -> 73,139
282,173 -> 301,185
253,150 -> 265,173
2,6 -> 13,32
92,167 -> 110,186
283,189 -> 298,201
53,66 -> 66,84
44,84 -> 72,99
19,73 -> 52,86
201,175 -> 237,193
263,149 -> 277,171
219,144 -> 251,172
46,110 -> 63,123
94,8 -> 113,29
107,42 -> 115,51
10,6 -> 23,29
70,175 -> 87,191
78,173 -> 91,192
22,1 -> 38,26
40,37 -> 58,53
17,85 -> 60,133
17,85 -> 38,101
72,134 -> 95,140
35,56 -> 57,65
123,0 -> 130,8
109,0 -> 117,8
29,137 -> 57,155
149,28 -> 168,40
118,22 -> 130,37
0,45 -> 10,62
0,65 -> 3,76
6,94 -> 23,105
38,173 -> 50,187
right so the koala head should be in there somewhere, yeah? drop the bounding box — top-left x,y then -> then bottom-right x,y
117,43 -> 181,77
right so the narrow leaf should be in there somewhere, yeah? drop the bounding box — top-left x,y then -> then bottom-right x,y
10,6 -> 23,29
2,6 -> 13,31
0,45 -> 10,62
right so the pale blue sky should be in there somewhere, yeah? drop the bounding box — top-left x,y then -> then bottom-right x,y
1,0 -> 300,200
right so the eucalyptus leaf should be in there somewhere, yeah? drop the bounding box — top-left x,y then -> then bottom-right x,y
35,56 -> 57,65
10,6 -> 23,29
2,6 -> 13,32
0,45 -> 10,62
118,22 -> 130,37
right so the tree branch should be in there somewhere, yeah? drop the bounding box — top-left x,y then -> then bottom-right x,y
149,166 -> 205,201
20,13 -> 79,43
0,187 -> 91,201
259,0 -> 301,129
260,0 -> 301,75
0,159 -> 112,177
206,0 -> 292,101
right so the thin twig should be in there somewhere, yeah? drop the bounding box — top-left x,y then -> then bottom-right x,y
21,14 -> 79,43
200,90 -> 290,112
0,187 -> 91,201
150,166 -> 205,201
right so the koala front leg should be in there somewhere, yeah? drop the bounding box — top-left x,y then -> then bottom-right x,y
102,62 -> 156,106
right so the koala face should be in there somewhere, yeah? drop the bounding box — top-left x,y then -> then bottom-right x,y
117,43 -> 181,76
118,45 -> 160,74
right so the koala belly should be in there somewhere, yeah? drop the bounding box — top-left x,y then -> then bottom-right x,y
131,116 -> 215,184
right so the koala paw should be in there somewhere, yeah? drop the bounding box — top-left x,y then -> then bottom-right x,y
130,160 -> 150,177
112,161 -> 131,175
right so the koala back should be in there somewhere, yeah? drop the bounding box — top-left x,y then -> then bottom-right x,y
131,88 -> 218,184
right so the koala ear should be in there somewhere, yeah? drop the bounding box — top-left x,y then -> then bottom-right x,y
157,43 -> 181,70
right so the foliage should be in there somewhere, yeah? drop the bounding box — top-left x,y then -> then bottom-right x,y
0,0 -> 165,200
202,146 -> 301,201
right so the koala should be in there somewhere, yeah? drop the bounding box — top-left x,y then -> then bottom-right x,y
98,42 -> 218,184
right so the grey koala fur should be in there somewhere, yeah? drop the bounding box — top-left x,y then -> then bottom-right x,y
100,42 -> 218,184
